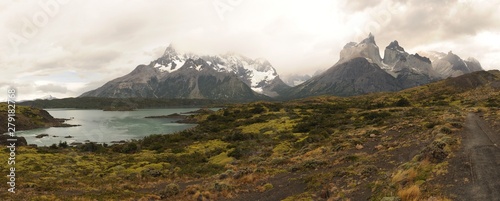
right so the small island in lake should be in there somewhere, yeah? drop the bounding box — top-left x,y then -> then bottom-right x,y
144,109 -> 215,123
144,113 -> 185,119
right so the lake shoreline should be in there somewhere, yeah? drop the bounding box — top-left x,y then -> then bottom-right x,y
14,108 -> 216,147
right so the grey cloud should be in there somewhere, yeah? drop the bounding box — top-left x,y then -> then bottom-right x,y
32,48 -> 122,74
37,84 -> 68,93
353,0 -> 500,56
343,0 -> 383,12
79,16 -> 150,47
443,5 -> 500,36
1,0 -> 499,99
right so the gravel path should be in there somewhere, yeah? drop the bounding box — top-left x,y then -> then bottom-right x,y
463,113 -> 500,201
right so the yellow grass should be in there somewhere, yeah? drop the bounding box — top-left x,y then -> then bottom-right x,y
397,184 -> 421,201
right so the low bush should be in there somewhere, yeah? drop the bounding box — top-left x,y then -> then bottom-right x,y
159,183 -> 180,198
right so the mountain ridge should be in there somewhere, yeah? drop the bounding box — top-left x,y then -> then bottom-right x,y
82,36 -> 484,101
81,45 -> 289,100
283,34 -> 484,99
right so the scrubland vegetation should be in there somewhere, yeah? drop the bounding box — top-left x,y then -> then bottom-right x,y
1,70 -> 499,200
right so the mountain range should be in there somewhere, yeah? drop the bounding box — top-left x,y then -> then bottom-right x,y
81,34 -> 483,100
81,45 -> 290,100
285,33 -> 483,98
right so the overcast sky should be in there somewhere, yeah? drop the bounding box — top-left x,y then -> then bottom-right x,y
1,0 -> 500,100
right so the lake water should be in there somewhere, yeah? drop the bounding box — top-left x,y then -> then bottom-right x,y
16,108 -> 211,146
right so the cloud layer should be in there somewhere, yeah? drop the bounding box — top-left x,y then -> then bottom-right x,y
1,0 -> 499,100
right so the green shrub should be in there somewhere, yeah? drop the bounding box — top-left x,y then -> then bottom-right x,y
425,122 -> 439,129
49,143 -> 58,149
228,147 -> 243,159
440,127 -> 452,134
214,182 -> 231,192
302,159 -> 327,169
121,142 -> 139,154
393,97 -> 411,107
159,183 -> 179,198
251,105 -> 266,114
262,183 -> 274,191
450,122 -> 463,128
80,142 -> 106,153
58,141 -> 68,148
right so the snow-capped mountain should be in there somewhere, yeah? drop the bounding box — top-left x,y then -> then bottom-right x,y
81,38 -> 484,100
382,40 -> 438,88
383,40 -> 434,75
38,95 -> 57,100
284,33 -> 484,98
80,45 -> 289,100
418,51 -> 483,78
151,45 -> 289,97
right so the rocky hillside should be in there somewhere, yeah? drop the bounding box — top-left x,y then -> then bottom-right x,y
0,103 -> 74,145
80,45 -> 289,100
288,57 -> 401,97
0,103 -> 68,133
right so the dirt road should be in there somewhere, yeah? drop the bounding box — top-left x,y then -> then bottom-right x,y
462,113 -> 500,200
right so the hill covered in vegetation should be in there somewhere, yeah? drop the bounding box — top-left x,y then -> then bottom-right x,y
0,103 -> 71,135
1,70 -> 498,200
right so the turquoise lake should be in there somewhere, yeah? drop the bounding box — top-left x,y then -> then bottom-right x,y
16,108 -> 212,146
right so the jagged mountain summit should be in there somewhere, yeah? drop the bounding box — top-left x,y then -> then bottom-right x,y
284,34 -> 483,98
82,37 -> 484,101
338,33 -> 384,68
152,44 -> 290,97
418,51 -> 483,78
288,57 -> 401,97
81,45 -> 289,100
382,40 -> 438,88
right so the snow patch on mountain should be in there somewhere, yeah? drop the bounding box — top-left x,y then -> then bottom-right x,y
208,54 -> 278,94
150,45 -> 285,96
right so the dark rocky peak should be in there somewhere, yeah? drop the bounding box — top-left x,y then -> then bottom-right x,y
412,53 -> 431,64
338,33 -> 382,66
386,40 -> 405,52
163,44 -> 177,56
444,51 -> 463,63
360,32 -> 376,45
383,40 -> 409,66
